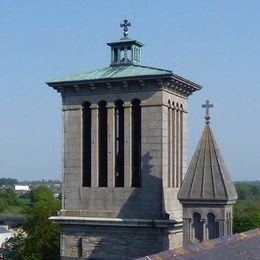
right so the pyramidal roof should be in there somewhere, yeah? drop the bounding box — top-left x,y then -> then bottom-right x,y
178,112 -> 237,203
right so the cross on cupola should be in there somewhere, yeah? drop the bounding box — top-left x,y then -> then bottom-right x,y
107,20 -> 144,66
202,100 -> 214,124
120,19 -> 131,37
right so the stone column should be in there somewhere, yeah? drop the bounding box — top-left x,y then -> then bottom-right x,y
91,104 -> 99,187
107,103 -> 115,187
123,102 -> 132,187
202,218 -> 207,241
182,108 -> 188,182
124,47 -> 127,63
218,219 -> 225,237
117,48 -> 121,63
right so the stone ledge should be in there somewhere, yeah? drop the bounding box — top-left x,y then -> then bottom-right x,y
49,216 -> 183,229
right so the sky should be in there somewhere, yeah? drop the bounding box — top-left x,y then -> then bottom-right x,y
0,1 -> 259,181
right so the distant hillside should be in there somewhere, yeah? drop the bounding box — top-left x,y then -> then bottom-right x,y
235,181 -> 260,200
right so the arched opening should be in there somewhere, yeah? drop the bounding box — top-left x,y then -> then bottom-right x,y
172,101 -> 176,187
115,100 -> 124,187
207,213 -> 219,239
98,100 -> 108,187
176,103 -> 180,187
193,212 -> 203,242
82,101 -> 91,187
131,99 -> 141,187
113,48 -> 118,63
168,100 -> 172,187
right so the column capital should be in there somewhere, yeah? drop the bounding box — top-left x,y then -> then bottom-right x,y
123,102 -> 132,108
90,104 -> 99,109
106,103 -> 115,109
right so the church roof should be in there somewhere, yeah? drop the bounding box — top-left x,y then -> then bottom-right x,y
47,20 -> 202,95
47,65 -> 172,84
178,122 -> 237,203
137,229 -> 260,260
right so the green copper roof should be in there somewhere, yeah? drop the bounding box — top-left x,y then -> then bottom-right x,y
48,65 -> 172,84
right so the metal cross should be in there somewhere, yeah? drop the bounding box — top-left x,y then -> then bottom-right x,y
201,100 -> 214,124
120,19 -> 131,37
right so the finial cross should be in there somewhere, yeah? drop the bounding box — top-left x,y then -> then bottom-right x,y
120,19 -> 131,37
201,100 -> 214,124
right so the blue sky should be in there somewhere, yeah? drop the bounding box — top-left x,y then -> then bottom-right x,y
0,1 -> 259,181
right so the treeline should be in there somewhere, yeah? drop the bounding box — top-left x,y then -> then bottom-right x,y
0,178 -> 18,187
233,182 -> 260,233
235,181 -> 260,200
0,178 -> 61,187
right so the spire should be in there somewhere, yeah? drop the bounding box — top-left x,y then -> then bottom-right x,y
178,101 -> 237,202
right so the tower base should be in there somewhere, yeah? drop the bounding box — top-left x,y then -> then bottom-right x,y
50,216 -> 183,259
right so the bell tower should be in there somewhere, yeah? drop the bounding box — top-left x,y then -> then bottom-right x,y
48,21 -> 202,259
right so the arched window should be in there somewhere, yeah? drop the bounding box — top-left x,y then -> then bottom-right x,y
193,212 -> 203,242
115,100 -> 124,187
207,213 -> 219,239
113,48 -> 118,63
98,100 -> 108,187
168,100 -> 172,187
131,99 -> 141,187
176,103 -> 180,188
82,101 -> 91,187
172,101 -> 176,187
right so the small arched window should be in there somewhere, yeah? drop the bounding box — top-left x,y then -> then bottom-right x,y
82,101 -> 91,187
131,99 -> 141,187
207,213 -> 219,239
98,100 -> 108,187
193,212 -> 203,242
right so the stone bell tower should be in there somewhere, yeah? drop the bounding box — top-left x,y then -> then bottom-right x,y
178,101 -> 237,246
48,21 -> 201,259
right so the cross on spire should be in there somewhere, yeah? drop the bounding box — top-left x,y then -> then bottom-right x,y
120,19 -> 131,37
201,100 -> 214,124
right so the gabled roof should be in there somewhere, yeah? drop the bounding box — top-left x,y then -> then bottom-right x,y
178,124 -> 237,202
47,65 -> 172,84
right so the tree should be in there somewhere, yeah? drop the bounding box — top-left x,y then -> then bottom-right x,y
11,186 -> 60,260
30,185 -> 55,203
233,183 -> 260,233
233,211 -> 260,233
0,188 -> 18,213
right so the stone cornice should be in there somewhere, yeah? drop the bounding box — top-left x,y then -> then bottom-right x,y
47,76 -> 201,98
49,216 -> 182,228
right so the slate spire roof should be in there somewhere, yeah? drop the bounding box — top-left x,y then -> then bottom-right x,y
178,105 -> 237,203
